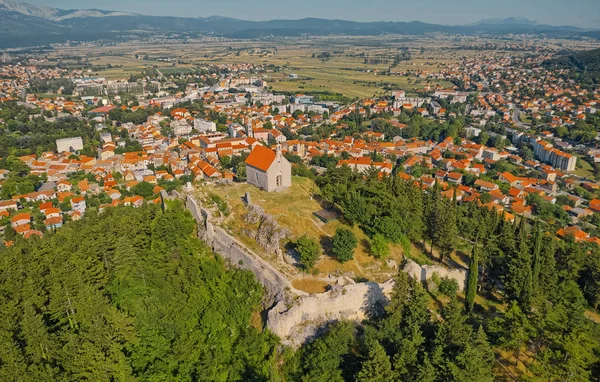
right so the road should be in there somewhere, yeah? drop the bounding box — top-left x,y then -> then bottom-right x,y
509,103 -> 529,129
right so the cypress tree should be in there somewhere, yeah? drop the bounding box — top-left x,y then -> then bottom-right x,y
532,222 -> 542,292
466,244 -> 479,312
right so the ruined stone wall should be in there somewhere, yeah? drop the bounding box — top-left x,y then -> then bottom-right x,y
404,259 -> 468,291
178,192 -> 468,347
184,195 -> 302,304
267,280 -> 395,347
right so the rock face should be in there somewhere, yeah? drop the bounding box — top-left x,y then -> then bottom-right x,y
403,259 -> 468,291
243,204 -> 291,254
267,280 -> 395,347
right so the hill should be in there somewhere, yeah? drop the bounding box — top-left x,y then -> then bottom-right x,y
544,48 -> 600,84
0,0 -> 596,48
0,203 -> 281,380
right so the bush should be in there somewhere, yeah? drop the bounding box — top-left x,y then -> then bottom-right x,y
132,181 -> 154,198
295,235 -> 321,270
209,193 -> 230,216
370,234 -> 390,258
438,277 -> 459,297
332,228 -> 357,263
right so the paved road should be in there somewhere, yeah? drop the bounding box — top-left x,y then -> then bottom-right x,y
509,103 -> 529,129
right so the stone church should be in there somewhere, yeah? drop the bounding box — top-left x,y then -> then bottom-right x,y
245,145 -> 292,192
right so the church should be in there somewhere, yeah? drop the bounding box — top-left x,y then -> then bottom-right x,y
245,145 -> 292,192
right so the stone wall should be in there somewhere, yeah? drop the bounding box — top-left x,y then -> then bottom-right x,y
183,194 -> 303,305
267,280 -> 394,347
403,259 -> 468,291
177,191 -> 468,347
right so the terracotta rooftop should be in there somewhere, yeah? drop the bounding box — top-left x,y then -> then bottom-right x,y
245,145 -> 276,172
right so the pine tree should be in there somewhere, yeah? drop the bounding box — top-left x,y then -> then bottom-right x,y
414,354 -> 436,382
465,244 -> 479,312
356,341 -> 394,382
503,218 -> 532,309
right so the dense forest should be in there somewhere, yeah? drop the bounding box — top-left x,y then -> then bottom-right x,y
0,203 -> 280,381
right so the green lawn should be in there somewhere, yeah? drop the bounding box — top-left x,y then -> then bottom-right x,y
574,155 -> 595,179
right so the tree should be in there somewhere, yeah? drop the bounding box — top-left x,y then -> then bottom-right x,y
370,234 -> 390,258
431,198 -> 457,262
235,162 -> 247,181
465,244 -> 479,312
131,181 -> 154,198
492,302 -> 532,367
532,222 -> 542,294
295,235 -> 321,270
356,341 -> 394,382
331,228 -> 357,263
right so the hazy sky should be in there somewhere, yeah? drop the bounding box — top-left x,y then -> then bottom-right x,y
28,0 -> 600,28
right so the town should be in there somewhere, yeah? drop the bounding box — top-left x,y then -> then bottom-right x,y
2,21 -> 600,380
1,49 -> 600,246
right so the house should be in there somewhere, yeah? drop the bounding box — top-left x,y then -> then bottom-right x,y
131,196 -> 144,207
43,208 -> 61,220
56,180 -> 72,192
44,216 -> 63,230
474,179 -> 499,192
11,213 -> 31,228
245,145 -> 292,192
71,196 -> 87,214
446,172 -> 463,184
107,189 -> 122,200
0,200 -> 18,213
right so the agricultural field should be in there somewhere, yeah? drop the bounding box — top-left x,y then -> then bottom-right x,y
49,35 -> 520,96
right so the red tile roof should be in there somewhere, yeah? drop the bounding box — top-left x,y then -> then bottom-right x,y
245,145 -> 276,172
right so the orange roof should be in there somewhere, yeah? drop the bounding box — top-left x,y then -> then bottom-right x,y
24,230 -> 43,239
43,208 -> 61,216
44,216 -> 63,225
245,145 -> 276,172
12,213 -> 31,223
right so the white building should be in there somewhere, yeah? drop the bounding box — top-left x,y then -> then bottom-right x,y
194,119 -> 217,133
172,120 -> 192,136
56,137 -> 84,153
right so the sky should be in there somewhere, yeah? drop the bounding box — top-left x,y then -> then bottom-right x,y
25,0 -> 600,29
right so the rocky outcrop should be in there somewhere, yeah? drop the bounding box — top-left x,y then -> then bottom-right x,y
243,204 -> 291,255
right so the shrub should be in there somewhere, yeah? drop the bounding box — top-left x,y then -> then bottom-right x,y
295,235 -> 321,270
438,277 -> 459,297
332,228 -> 357,263
370,234 -> 390,259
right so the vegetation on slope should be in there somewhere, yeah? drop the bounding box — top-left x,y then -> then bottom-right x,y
0,203 -> 279,381
544,48 -> 600,85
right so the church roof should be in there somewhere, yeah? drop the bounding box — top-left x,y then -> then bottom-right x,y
245,145 -> 276,172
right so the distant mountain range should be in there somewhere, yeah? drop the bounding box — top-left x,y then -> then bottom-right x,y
0,0 -> 598,49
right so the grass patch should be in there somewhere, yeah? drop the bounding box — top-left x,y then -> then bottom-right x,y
574,155 -> 595,179
292,278 -> 330,294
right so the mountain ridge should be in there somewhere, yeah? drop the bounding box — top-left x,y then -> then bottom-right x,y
0,0 -> 597,49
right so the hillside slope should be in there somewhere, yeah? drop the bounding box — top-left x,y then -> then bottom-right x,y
544,48 -> 600,84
